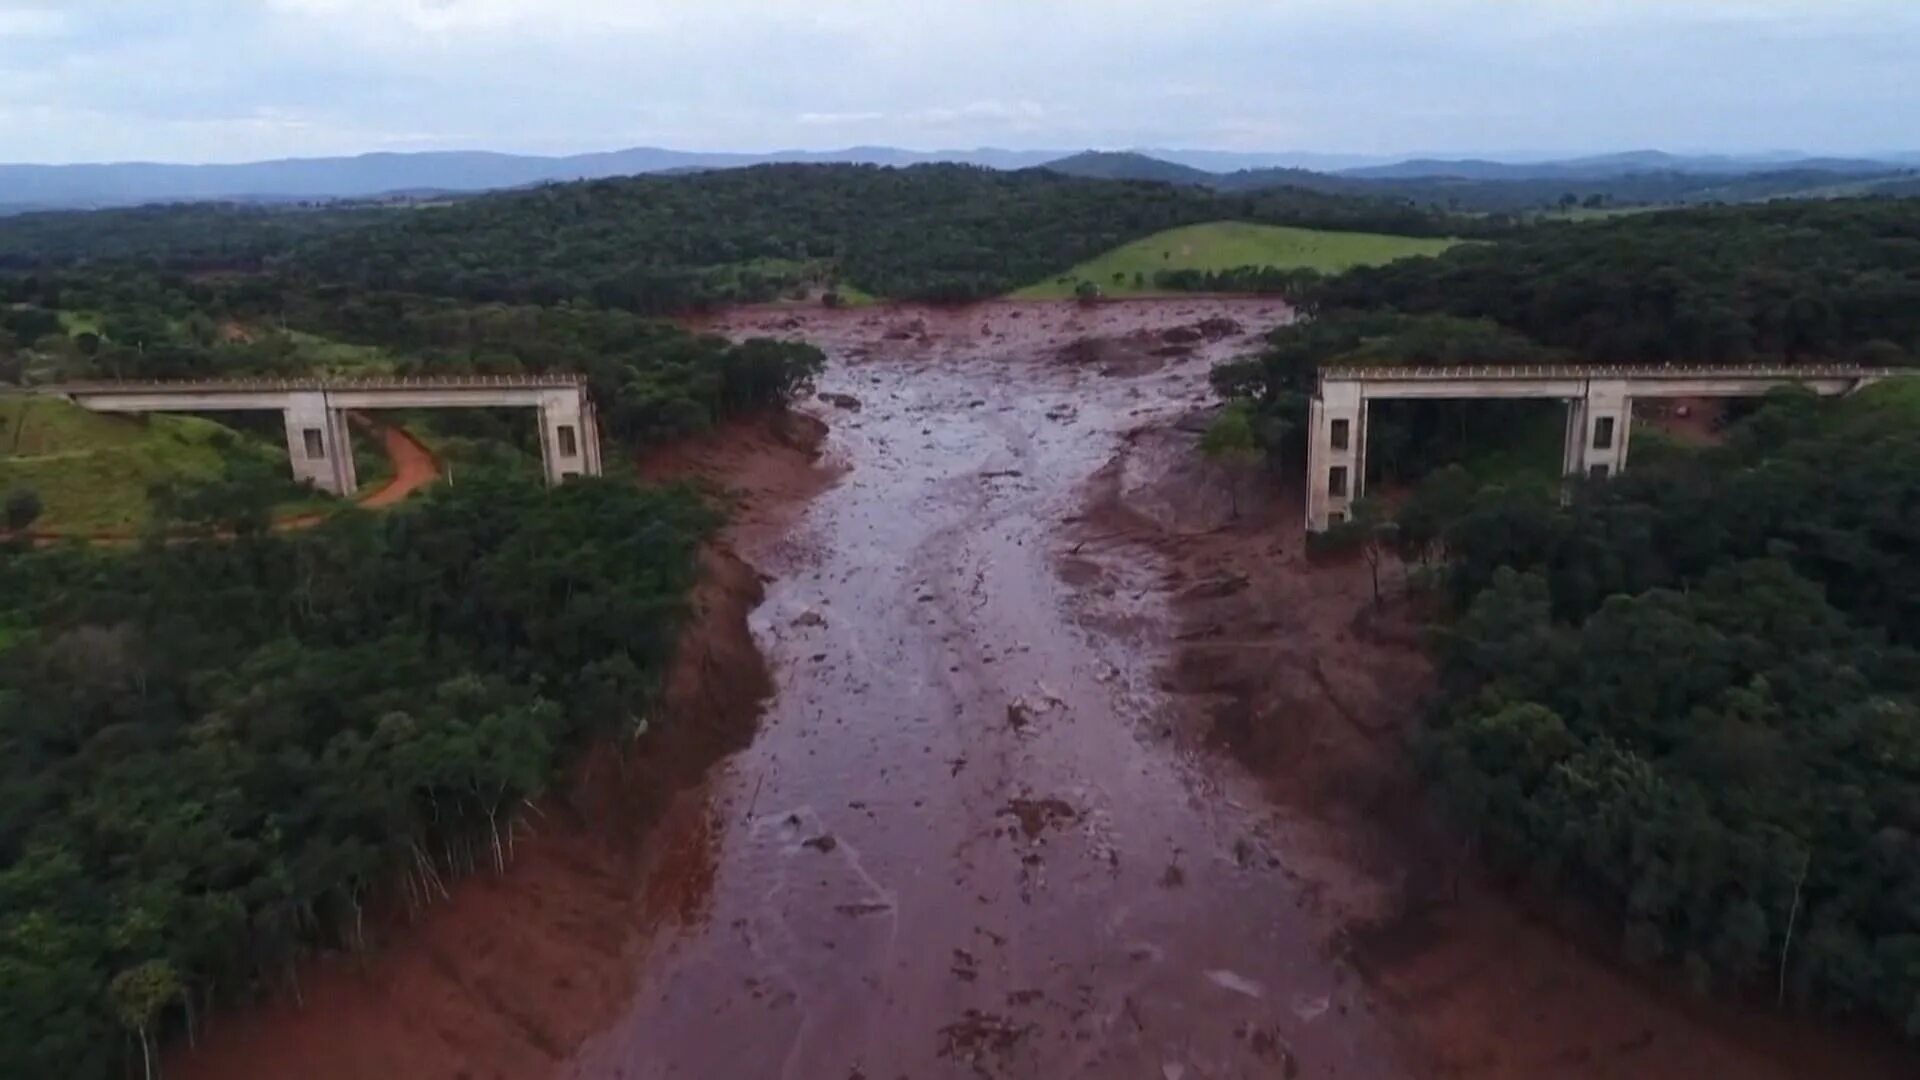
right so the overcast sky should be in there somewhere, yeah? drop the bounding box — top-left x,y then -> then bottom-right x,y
2,0 -> 1915,164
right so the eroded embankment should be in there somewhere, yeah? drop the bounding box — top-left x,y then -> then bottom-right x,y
166,411 -> 828,1080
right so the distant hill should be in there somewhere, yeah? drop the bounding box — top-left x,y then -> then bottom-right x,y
5,143 -> 1917,213
1341,150 -> 1903,181
1036,151 -> 1216,186
0,146 -> 1070,210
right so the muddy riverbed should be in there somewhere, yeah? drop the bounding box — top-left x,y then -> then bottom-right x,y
174,298 -> 1910,1079
565,297 -> 1416,1079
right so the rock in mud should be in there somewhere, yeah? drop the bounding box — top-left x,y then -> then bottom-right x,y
1194,316 -> 1244,340
1003,797 -> 1077,838
803,833 -> 838,853
1184,574 -> 1250,600
817,392 -> 864,411
1205,969 -> 1266,999
1006,700 -> 1033,729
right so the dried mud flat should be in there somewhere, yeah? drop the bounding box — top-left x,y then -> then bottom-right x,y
173,298 -> 1908,1079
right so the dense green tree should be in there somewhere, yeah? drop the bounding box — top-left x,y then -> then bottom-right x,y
1309,199 -> 1920,363
4,487 -> 42,533
1198,402 -> 1264,519
1409,394 -> 1920,1034
0,469 -> 727,1079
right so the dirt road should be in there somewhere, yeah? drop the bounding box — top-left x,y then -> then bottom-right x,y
567,299 -> 1415,1078
352,414 -> 440,508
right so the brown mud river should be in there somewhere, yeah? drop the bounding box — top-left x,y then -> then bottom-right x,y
568,298 -> 1408,1079
175,299 -> 1910,1079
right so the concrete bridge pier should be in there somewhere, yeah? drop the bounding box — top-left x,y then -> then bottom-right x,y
1561,379 -> 1632,481
282,392 -> 358,496
537,388 -> 602,484
1305,378 -> 1368,528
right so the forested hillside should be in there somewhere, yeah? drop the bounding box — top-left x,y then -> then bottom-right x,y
2,273 -> 824,450
0,476 -> 718,1076
1398,390 -> 1920,1034
0,202 -> 385,270
1309,200 -> 1920,363
0,173 -> 832,1078
1195,195 -> 1920,1038
0,164 -> 1474,309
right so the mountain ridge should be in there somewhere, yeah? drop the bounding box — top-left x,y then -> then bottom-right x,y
4,144 -> 1918,211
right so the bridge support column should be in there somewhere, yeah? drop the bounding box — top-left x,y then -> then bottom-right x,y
1562,379 -> 1632,482
1306,380 -> 1367,532
282,392 -> 356,496
537,388 -> 603,485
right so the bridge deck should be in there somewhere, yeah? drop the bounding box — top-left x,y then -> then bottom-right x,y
1320,364 -> 1899,382
45,374 -> 589,394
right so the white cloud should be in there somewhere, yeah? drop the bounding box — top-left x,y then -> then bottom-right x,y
0,6 -> 65,36
0,1 -> 1915,162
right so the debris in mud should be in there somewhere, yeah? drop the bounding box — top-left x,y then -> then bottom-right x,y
1002,797 -> 1077,839
936,1009 -> 1035,1071
791,609 -> 828,628
817,392 -> 864,411
951,947 -> 980,982
1045,404 -> 1077,422
1159,863 -> 1186,888
803,833 -> 839,853
981,469 -> 1025,479
835,902 -> 893,918
1183,574 -> 1250,600
1240,1022 -> 1301,1075
1005,690 -> 1067,730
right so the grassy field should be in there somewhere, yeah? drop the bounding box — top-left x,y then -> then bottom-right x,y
284,330 -> 397,375
55,309 -> 103,335
0,396 -> 361,533
1,396 -> 237,532
1010,221 -> 1458,300
1850,375 -> 1920,418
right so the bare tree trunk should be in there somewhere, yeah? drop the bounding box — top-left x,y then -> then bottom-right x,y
1778,848 -> 1812,1008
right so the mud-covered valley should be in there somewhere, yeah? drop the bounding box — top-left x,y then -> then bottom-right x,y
173,299 -> 1908,1080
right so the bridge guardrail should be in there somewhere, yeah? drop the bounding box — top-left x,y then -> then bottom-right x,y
42,373 -> 591,394
1320,364 -> 1903,382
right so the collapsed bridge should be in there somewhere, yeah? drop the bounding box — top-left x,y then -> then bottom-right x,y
1306,364 -> 1906,532
43,374 -> 603,496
